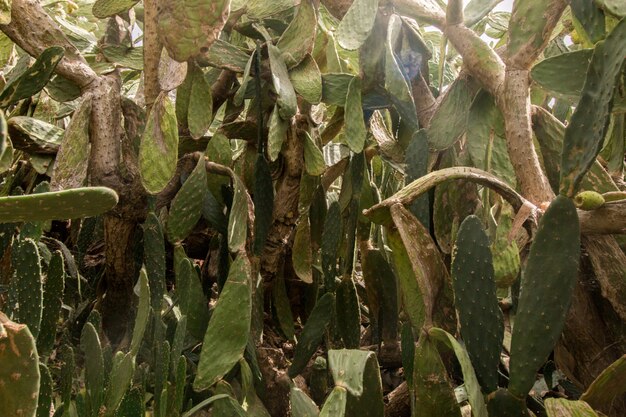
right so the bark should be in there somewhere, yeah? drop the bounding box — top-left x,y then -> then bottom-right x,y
578,202 -> 626,235
500,70 -> 554,204
385,382 -> 410,417
142,0 -> 162,110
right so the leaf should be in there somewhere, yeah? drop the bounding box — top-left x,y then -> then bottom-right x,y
51,97 -> 92,190
167,157 -> 207,243
560,19 -> 626,197
228,174 -> 249,253
292,215 -> 313,283
268,44 -> 298,119
104,352 -> 135,416
139,94 -> 179,194
288,293 -> 335,377
159,49 -> 188,92
158,0 -> 230,62
570,0 -> 606,44
193,253 -> 251,391
0,46 -> 64,107
188,63 -> 213,139
102,45 -> 144,70
92,0 -> 140,18
344,77 -> 366,153
336,0 -> 379,51
289,54 -> 323,104
276,0 -> 317,68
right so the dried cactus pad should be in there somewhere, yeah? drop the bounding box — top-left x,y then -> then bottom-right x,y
158,0 -> 230,62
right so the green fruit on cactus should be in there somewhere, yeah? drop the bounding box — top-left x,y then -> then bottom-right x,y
574,190 -> 605,210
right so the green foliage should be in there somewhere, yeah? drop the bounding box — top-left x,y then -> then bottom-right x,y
0,2 -> 622,416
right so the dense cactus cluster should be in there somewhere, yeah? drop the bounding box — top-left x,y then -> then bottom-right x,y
0,0 -> 625,416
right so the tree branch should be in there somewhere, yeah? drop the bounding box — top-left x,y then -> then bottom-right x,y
143,0 -> 162,110
0,0 -> 97,88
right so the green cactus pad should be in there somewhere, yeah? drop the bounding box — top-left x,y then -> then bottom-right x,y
11,238 -> 43,339
508,196 -> 581,398
344,77 -> 366,153
289,54 -> 323,104
0,314 -> 41,417
570,0 -> 606,44
292,215 -> 313,283
276,0 -> 317,68
253,153 -> 274,255
320,387 -> 347,417
412,335 -> 462,417
143,213 -> 166,312
81,322 -> 104,417
130,269 -> 150,356
560,19 -> 626,197
291,386 -> 320,417
452,215 -> 504,393
167,157 -> 207,243
158,0 -> 229,62
581,354 -> 626,412
336,279 -> 361,349
0,187 -> 118,222
139,94 -> 179,195
336,0 -> 379,51
0,46 -> 64,107
51,97 -> 92,190
268,104 -> 289,161
427,76 -> 476,151
193,253 -> 252,391
7,116 -> 63,154
104,351 -> 135,416
268,43 -> 298,120
288,293 -> 335,378
486,388 -> 529,417
37,251 -> 65,356
530,49 -> 593,102
36,363 -> 52,417
227,174 -> 249,253
429,327 -> 489,417
187,63 -> 213,139
176,257 -> 210,340
92,0 -> 139,18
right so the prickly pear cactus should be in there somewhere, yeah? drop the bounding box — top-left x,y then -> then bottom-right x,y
11,238 -> 43,339
452,215 -> 504,394
158,0 -> 230,62
0,312 -> 41,417
508,196 -> 581,398
0,187 -> 119,223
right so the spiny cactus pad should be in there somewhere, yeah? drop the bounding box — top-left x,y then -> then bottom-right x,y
0,187 -> 119,222
452,215 -> 504,394
508,196 -> 580,398
0,313 -> 41,417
